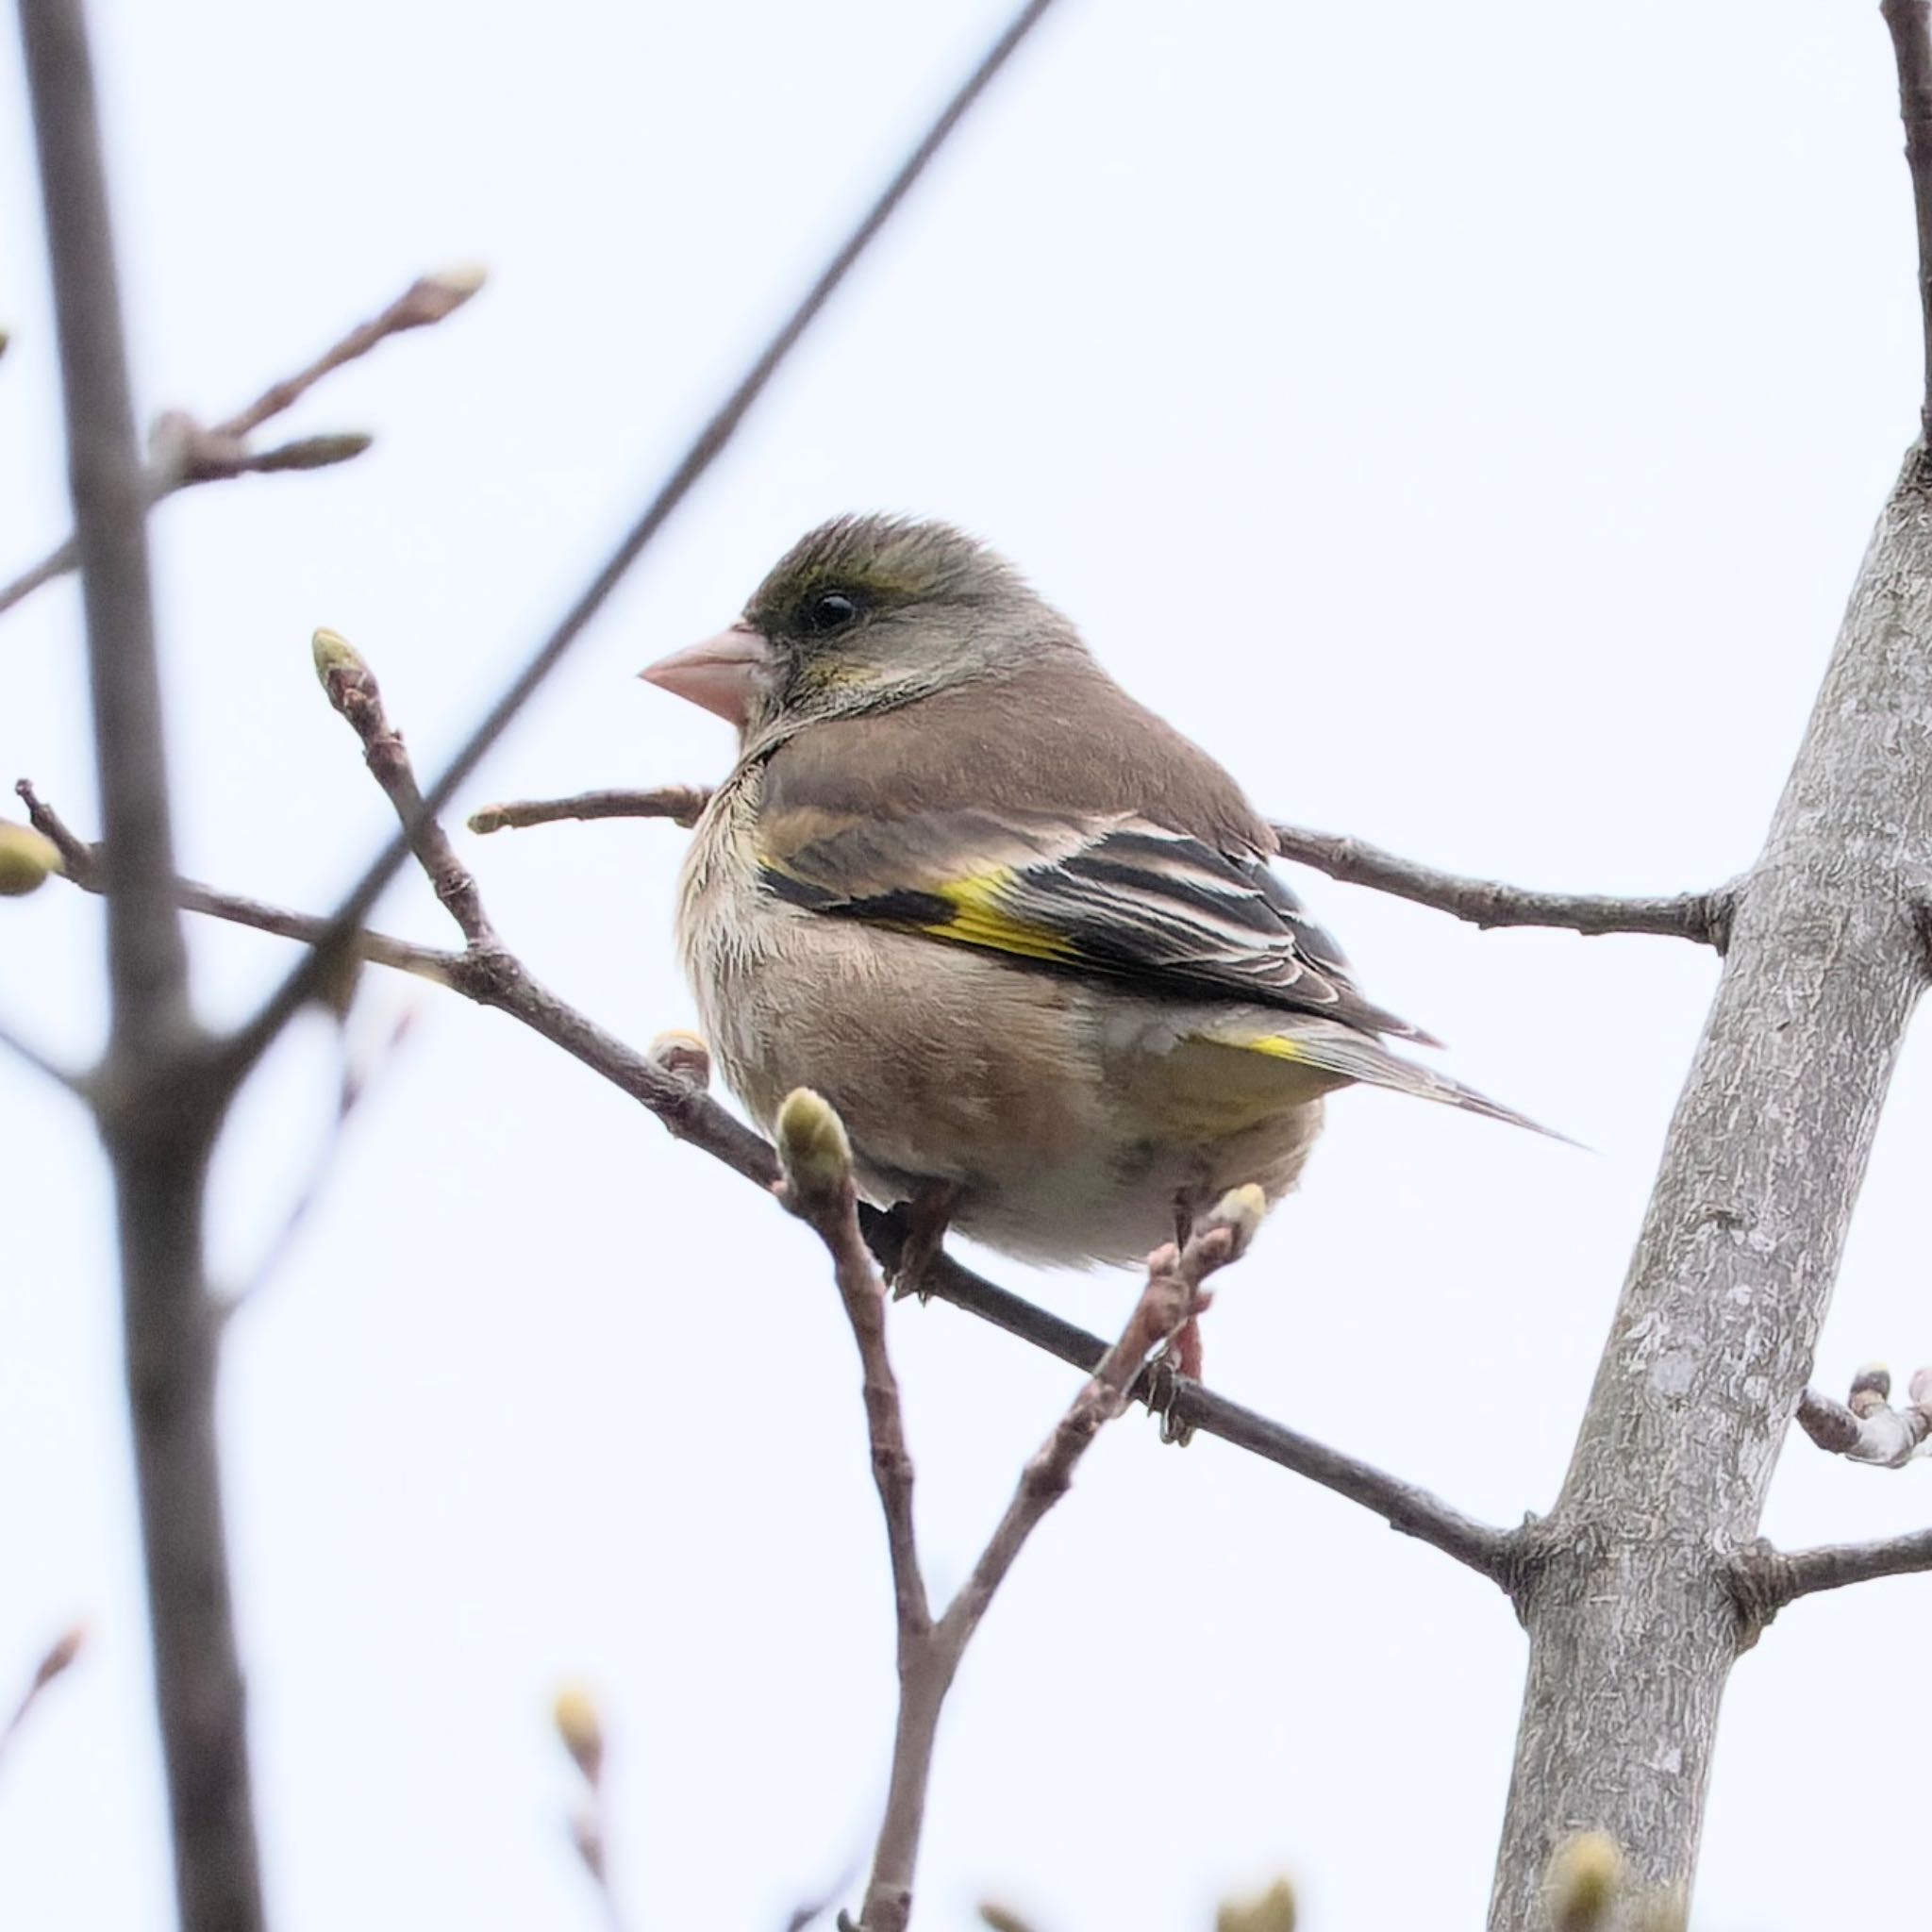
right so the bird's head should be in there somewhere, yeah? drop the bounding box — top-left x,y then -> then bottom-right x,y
641,514 -> 1074,743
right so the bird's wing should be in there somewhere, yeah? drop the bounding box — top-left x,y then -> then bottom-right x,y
755,797 -> 1431,1041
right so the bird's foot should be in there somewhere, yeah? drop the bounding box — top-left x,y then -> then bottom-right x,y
1143,1310 -> 1207,1446
883,1179 -> 959,1302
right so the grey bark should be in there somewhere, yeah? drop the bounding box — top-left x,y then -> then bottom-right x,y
1485,458 -> 1932,1929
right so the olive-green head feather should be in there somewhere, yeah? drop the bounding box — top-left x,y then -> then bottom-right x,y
740,514 -> 1079,732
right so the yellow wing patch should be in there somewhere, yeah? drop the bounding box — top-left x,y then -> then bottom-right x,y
924,869 -> 1081,964
1236,1033 -> 1307,1062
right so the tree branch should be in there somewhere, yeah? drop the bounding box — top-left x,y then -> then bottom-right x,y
1270,824 -> 1731,945
15,1 -> 263,1927
28,724 -> 1521,1586
775,1088 -> 1258,1932
468,785 -> 712,835
1735,1527 -> 1932,1611
0,266 -> 480,621
225,0 -> 1067,1080
464,789 -> 1730,951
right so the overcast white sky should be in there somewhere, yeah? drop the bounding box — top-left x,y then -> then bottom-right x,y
3,1 -> 1930,1926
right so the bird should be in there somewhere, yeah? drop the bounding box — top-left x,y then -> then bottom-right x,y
641,514 -> 1542,1304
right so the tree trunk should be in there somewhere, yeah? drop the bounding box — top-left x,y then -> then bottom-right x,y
1486,456 -> 1932,1928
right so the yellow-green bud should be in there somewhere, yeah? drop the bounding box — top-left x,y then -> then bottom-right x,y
0,822 -> 63,896
1544,1831 -> 1623,1932
1216,1876 -> 1297,1932
254,432 -> 375,473
776,1088 -> 853,1202
552,1682 -> 604,1785
311,626 -> 367,689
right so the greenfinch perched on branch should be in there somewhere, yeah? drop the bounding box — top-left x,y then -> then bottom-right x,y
643,515 -> 1537,1276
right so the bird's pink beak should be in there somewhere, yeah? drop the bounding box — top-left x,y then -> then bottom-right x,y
639,624 -> 774,727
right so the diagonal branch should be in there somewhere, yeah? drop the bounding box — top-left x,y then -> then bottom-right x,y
226,0 -> 1067,1082
1270,824 -> 1732,945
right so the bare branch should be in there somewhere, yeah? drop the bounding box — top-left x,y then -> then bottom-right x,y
226,0 -> 1067,1076
776,1088 -> 1261,1932
0,266 -> 480,621
221,1012 -> 414,1313
0,1624 -> 87,1775
1793,1364 -> 1932,1469
1270,824 -> 1731,945
311,629 -> 495,945
468,785 -> 712,835
460,787 -> 1725,955
19,778 -> 464,983
17,6 -> 264,1930
1737,1526 -> 1932,1610
0,1009 -> 76,1088
31,772 -> 1518,1577
775,1092 -> 932,1647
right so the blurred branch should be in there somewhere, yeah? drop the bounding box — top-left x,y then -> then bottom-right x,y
774,1090 -> 1258,1932
0,266 -> 480,620
553,1685 -> 630,1932
0,1624 -> 86,1776
225,0 -> 1068,1080
1270,824 -> 1732,945
221,1011 -> 415,1313
15,3 -> 264,1929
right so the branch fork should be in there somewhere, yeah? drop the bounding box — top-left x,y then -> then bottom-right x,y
775,1085 -> 1259,1932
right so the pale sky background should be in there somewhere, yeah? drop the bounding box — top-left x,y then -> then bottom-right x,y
2,2 -> 1929,1927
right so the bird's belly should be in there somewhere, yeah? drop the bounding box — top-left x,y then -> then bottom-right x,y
681,870 -> 1326,1267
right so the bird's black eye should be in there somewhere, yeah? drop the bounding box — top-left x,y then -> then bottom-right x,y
803,590 -> 860,635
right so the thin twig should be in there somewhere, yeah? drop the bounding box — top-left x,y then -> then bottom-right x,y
225,0 -> 1067,1082
777,1091 -> 1260,1932
312,630 -> 495,944
0,1624 -> 86,1775
468,785 -> 713,835
15,4 -> 263,1927
775,1092 -> 931,1648
0,267 -> 479,620
0,1010 -> 76,1088
462,788 -> 1725,954
1270,823 -> 1731,945
221,1012 -> 415,1313
26,778 -> 1517,1579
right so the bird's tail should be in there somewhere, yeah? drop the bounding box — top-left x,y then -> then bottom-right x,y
1232,1018 -> 1573,1143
